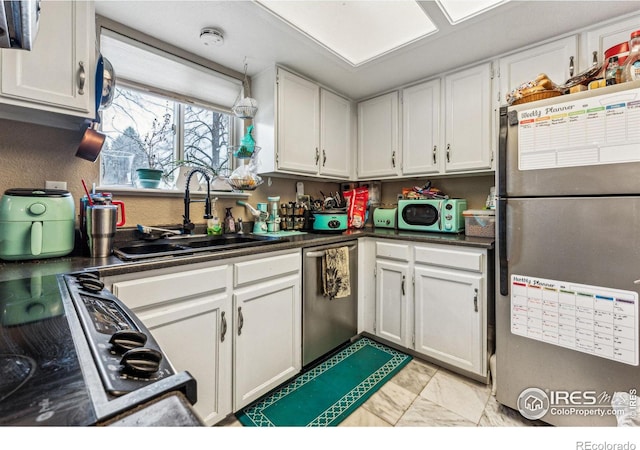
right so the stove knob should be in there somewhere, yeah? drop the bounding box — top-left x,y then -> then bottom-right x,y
109,330 -> 148,353
79,277 -> 104,292
76,272 -> 100,282
120,347 -> 163,377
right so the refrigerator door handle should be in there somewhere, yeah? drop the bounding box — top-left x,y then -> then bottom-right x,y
499,198 -> 509,296
498,106 -> 508,197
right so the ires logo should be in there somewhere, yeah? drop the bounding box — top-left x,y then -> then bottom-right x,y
518,388 -> 550,420
549,390 -> 602,406
517,388 -> 633,421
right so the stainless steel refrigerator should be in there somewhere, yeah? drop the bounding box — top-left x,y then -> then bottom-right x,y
496,81 -> 640,426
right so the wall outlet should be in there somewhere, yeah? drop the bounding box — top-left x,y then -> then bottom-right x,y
45,181 -> 67,190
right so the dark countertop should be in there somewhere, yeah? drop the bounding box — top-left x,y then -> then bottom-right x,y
0,228 -> 494,282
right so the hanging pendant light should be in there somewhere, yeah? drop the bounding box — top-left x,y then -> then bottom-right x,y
232,59 -> 258,119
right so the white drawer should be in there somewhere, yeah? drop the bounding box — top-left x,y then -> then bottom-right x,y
112,265 -> 228,310
234,251 -> 301,287
414,245 -> 484,272
375,241 -> 411,261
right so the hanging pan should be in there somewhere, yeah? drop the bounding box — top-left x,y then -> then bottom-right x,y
75,55 -> 107,162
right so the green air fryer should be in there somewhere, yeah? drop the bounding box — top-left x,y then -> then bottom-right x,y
0,189 -> 75,260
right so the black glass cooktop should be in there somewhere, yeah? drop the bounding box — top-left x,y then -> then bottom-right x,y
0,274 -> 95,426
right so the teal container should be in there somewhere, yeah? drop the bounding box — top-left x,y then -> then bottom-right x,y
0,189 -> 75,260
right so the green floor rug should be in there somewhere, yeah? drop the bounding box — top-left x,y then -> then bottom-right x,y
236,337 -> 412,426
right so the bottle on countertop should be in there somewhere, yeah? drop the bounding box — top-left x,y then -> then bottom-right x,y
622,30 -> 640,83
605,56 -> 621,86
207,198 -> 223,235
237,218 -> 244,235
224,207 -> 236,233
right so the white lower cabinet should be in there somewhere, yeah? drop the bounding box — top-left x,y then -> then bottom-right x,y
374,240 -> 412,348
414,266 -> 484,376
372,239 -> 489,379
233,252 -> 302,410
103,249 -> 302,425
108,265 -> 232,426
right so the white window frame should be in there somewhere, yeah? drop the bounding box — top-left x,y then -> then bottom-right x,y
96,16 -> 247,195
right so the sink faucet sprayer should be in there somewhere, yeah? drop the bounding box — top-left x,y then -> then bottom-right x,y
182,168 -> 212,234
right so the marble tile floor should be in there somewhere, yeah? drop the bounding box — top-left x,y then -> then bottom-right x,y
217,357 -> 547,427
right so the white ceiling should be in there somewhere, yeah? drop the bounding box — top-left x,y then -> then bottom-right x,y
95,0 -> 640,101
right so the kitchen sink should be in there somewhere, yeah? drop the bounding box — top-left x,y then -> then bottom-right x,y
183,236 -> 267,248
116,242 -> 189,256
114,234 -> 288,261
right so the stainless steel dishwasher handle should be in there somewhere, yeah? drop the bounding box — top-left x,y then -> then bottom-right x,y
305,244 -> 357,258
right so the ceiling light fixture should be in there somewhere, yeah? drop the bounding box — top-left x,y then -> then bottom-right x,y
200,27 -> 224,46
436,0 -> 510,25
255,1 -> 437,67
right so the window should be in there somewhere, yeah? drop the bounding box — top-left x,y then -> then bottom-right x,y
100,83 -> 233,189
97,24 -> 243,191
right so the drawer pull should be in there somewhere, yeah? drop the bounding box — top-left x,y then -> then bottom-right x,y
221,311 -> 227,342
78,61 -> 86,95
237,306 -> 244,335
473,288 -> 478,312
569,56 -> 575,77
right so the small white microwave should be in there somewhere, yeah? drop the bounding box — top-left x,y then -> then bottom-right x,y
397,199 -> 467,233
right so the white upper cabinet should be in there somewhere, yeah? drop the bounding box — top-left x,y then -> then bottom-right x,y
0,0 -> 95,128
252,66 -> 353,179
401,79 -> 441,176
444,62 -> 493,172
582,12 -> 640,70
319,88 -> 352,178
497,35 -> 579,106
276,68 -> 320,174
357,91 -> 401,179
359,66 -> 493,179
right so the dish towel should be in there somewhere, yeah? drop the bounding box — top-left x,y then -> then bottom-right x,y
322,247 -> 350,300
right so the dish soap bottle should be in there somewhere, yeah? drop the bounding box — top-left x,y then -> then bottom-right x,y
622,29 -> 640,82
224,207 -> 236,233
207,198 -> 223,236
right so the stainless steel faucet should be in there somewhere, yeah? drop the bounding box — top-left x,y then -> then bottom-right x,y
182,168 -> 212,234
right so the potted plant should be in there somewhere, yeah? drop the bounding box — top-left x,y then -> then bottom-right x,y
135,113 -> 175,188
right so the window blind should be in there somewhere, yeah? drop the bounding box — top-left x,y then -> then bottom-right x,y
100,29 -> 243,112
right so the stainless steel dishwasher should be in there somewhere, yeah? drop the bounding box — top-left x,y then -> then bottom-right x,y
303,240 -> 358,367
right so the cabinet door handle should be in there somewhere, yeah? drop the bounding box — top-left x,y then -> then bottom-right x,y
315,147 -> 319,165
401,275 -> 406,296
432,145 -> 437,165
592,51 -> 598,66
323,149 -> 326,166
446,144 -> 451,163
392,151 -> 396,168
221,311 -> 227,342
78,61 -> 86,95
473,288 -> 478,312
237,306 -> 244,335
569,56 -> 574,77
